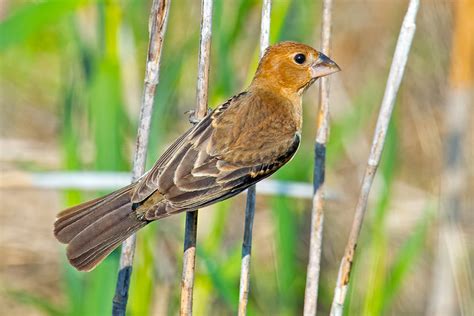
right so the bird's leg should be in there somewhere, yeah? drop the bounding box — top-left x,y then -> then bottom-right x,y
186,108 -> 212,125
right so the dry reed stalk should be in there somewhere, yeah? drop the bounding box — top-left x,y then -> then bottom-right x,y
329,1 -> 419,315
237,1 -> 271,315
302,0 -> 333,314
179,0 -> 213,315
112,1 -> 171,315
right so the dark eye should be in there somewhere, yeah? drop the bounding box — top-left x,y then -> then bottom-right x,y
294,53 -> 306,64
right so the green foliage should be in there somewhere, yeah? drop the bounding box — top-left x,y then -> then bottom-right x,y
381,208 -> 432,313
129,225 -> 158,316
0,0 -> 88,51
271,196 -> 302,314
344,114 -> 432,315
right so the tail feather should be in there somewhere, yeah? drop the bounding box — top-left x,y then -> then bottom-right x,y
54,185 -> 134,243
68,210 -> 145,271
53,184 -> 149,271
69,236 -> 124,271
67,203 -> 140,258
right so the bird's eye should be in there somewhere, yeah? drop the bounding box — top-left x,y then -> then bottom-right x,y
294,53 -> 306,64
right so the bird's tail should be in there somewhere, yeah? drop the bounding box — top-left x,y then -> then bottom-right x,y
53,184 -> 148,271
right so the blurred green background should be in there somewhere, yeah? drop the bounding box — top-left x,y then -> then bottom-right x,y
0,0 -> 472,315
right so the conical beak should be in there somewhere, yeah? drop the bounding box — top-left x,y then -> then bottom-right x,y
311,52 -> 341,78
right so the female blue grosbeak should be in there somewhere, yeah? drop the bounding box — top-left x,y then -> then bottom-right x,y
54,41 -> 340,271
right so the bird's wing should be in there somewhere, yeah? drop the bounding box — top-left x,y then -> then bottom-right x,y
131,124 -> 197,203
131,91 -> 300,219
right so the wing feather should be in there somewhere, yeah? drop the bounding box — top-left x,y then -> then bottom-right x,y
131,126 -> 195,203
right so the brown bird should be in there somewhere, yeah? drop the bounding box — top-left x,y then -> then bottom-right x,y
54,41 -> 340,271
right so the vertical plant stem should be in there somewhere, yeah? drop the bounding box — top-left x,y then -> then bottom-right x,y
238,185 -> 256,316
179,0 -> 213,315
259,0 -> 271,58
302,0 -> 333,315
329,1 -> 419,315
237,1 -> 271,315
112,0 -> 171,315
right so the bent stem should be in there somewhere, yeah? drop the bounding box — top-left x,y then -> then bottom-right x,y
329,0 -> 419,315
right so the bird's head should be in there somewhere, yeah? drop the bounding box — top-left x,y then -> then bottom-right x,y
251,41 -> 340,99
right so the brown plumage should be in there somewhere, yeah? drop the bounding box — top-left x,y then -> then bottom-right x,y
54,41 -> 340,271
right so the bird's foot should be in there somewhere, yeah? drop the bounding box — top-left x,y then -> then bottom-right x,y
186,108 -> 212,125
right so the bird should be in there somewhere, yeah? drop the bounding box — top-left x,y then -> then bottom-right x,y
54,41 -> 340,271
